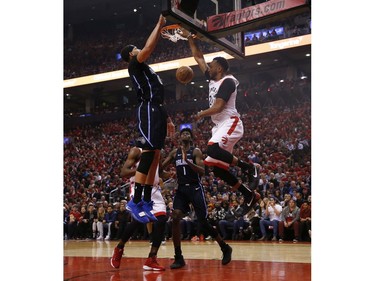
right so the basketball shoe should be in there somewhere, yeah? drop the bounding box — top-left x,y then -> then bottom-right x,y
242,190 -> 261,215
247,163 -> 261,189
110,247 -> 124,269
142,200 -> 158,222
221,244 -> 232,265
170,255 -> 186,269
143,256 -> 165,271
126,199 -> 149,224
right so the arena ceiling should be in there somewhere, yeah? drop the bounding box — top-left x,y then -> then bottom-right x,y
64,0 -> 160,25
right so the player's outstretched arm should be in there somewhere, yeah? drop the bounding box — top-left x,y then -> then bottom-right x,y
137,15 -> 166,63
187,35 -> 208,74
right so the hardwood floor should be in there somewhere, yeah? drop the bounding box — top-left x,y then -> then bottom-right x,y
64,240 -> 311,281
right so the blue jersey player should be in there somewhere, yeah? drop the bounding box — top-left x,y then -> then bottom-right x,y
162,128 -> 232,269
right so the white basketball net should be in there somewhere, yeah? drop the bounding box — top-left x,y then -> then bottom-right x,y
161,26 -> 188,43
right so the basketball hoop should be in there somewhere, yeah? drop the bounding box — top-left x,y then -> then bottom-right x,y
161,24 -> 193,43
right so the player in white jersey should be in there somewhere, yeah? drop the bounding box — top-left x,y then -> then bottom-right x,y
183,30 -> 261,215
111,147 -> 167,271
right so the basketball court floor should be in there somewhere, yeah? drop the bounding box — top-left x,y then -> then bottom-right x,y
64,240 -> 311,281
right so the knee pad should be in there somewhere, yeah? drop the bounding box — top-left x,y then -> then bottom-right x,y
137,151 -> 155,174
207,143 -> 233,164
213,166 -> 238,186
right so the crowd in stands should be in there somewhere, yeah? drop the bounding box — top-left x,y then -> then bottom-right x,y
244,12 -> 311,46
64,100 -> 311,242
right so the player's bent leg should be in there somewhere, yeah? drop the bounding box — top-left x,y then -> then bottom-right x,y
143,215 -> 167,271
150,215 -> 167,248
212,166 -> 238,186
206,143 -> 233,164
213,166 -> 260,214
111,220 -> 141,268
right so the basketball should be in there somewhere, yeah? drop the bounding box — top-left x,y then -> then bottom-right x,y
176,66 -> 194,84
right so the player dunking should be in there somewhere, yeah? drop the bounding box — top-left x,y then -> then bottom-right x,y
120,15 -> 169,223
111,147 -> 167,271
181,29 -> 261,215
162,128 -> 232,269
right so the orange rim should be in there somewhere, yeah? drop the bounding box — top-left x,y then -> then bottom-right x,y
161,24 -> 181,32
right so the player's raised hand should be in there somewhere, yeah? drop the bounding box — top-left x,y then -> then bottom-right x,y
167,117 -> 176,138
177,26 -> 196,39
159,14 -> 166,26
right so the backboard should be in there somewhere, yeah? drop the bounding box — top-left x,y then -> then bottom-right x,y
161,0 -> 310,59
161,0 -> 245,59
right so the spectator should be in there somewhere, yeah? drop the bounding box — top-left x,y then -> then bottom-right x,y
164,201 -> 174,240
301,186 -> 310,201
299,200 -> 311,242
281,193 -> 292,208
271,28 -> 278,40
96,205 -> 106,240
103,205 -> 117,240
67,205 -> 81,240
268,172 -> 279,188
77,205 -> 90,239
274,189 -> 283,203
275,167 -> 286,184
85,203 -> 98,239
295,192 -> 304,207
258,173 -> 269,197
63,206 -> 69,240
278,180 -> 290,197
219,200 -> 243,240
258,197 -> 282,241
244,197 -> 269,240
234,208 -> 252,240
114,202 -> 131,240
232,197 -> 250,240
209,201 -> 226,232
278,199 -> 300,243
